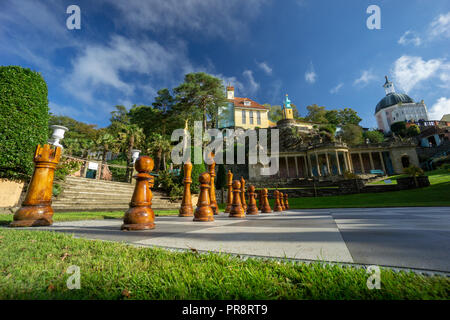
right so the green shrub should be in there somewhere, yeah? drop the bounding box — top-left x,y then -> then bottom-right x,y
406,124 -> 421,137
54,159 -> 82,182
363,130 -> 385,143
390,121 -> 407,137
107,158 -> 128,182
344,171 -> 360,179
0,66 -> 49,181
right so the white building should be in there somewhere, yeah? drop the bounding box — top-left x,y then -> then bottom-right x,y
375,76 -> 429,133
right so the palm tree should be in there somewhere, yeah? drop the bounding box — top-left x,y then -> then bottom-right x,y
117,123 -> 145,181
145,133 -> 172,172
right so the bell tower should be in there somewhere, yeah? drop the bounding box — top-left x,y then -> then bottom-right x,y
282,94 -> 294,120
383,76 -> 395,95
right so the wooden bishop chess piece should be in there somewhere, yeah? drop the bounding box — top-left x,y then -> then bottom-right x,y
194,172 -> 214,222
179,162 -> 194,217
246,185 -> 259,215
11,144 -> 61,227
224,170 -> 233,213
280,192 -> 286,210
122,156 -> 155,230
284,193 -> 290,210
274,190 -> 283,212
208,153 -> 218,215
229,180 -> 245,218
240,177 -> 247,212
260,188 -> 272,213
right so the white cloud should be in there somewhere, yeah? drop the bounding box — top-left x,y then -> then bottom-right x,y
392,55 -> 443,93
102,0 -> 268,39
429,12 -> 450,39
330,83 -> 344,94
242,70 -> 260,96
257,61 -> 273,75
305,62 -> 317,84
353,70 -> 376,87
428,97 -> 450,120
398,30 -> 422,46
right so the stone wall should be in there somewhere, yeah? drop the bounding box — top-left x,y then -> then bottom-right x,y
0,179 -> 25,208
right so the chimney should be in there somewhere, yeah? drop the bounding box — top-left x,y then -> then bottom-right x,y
226,86 -> 234,100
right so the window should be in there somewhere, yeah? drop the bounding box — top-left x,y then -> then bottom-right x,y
244,100 -> 251,106
250,111 -> 254,124
242,109 -> 246,124
257,111 -> 261,125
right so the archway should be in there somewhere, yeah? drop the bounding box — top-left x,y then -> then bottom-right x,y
401,155 -> 410,168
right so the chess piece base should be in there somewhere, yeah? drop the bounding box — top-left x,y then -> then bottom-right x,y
10,205 -> 53,227
179,206 -> 194,217
193,216 -> 215,222
122,207 -> 155,230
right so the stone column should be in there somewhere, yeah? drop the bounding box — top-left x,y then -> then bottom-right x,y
294,156 -> 299,177
347,152 -> 354,173
335,151 -> 342,175
369,152 -> 375,171
304,155 -> 309,178
379,151 -> 386,174
359,153 -> 365,174
325,153 -> 331,176
285,157 -> 289,178
315,152 -> 321,176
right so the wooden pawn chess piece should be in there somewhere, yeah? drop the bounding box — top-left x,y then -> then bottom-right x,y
280,192 -> 286,210
193,172 -> 214,222
229,180 -> 245,218
240,177 -> 247,211
11,144 -> 61,227
122,156 -> 155,230
284,193 -> 290,210
208,153 -> 218,215
179,162 -> 194,217
224,170 -> 233,213
274,190 -> 283,212
246,185 -> 259,215
260,188 -> 272,213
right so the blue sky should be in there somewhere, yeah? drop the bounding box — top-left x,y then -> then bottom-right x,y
1,0 -> 449,129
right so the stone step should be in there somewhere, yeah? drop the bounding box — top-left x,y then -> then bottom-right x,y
53,198 -> 175,204
52,203 -> 179,212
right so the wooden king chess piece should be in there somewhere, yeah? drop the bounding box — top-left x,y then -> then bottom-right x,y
122,156 -> 155,230
208,153 -> 218,215
240,177 -> 247,212
246,185 -> 259,215
284,193 -> 290,210
224,170 -> 233,213
229,180 -> 245,218
193,172 -> 214,222
179,162 -> 194,217
274,190 -> 283,212
11,144 -> 61,227
261,188 -> 272,213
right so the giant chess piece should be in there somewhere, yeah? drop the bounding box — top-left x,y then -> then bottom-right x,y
208,153 -> 219,215
179,162 -> 194,217
261,188 -> 272,213
274,190 -> 283,212
229,180 -> 245,218
284,193 -> 290,210
280,192 -> 286,210
194,172 -> 214,222
122,156 -> 155,230
240,177 -> 247,212
11,144 -> 61,227
246,185 -> 259,215
224,170 -> 233,213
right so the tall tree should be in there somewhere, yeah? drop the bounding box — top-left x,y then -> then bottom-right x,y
304,104 -> 328,123
339,124 -> 363,146
152,88 -> 176,136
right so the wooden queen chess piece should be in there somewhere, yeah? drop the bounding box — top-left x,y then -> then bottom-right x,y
229,180 -> 245,218
246,185 -> 259,215
274,190 -> 283,212
284,193 -> 290,210
260,188 -> 272,213
224,170 -> 233,213
121,156 -> 155,230
11,144 -> 61,227
240,177 -> 247,212
208,153 -> 219,215
179,162 -> 194,217
193,172 -> 214,222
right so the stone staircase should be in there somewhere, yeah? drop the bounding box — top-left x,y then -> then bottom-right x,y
52,176 -> 180,212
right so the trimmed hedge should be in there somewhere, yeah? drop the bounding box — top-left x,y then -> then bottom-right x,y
0,66 -> 49,180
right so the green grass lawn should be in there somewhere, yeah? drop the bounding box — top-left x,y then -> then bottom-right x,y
368,168 -> 450,185
0,228 -> 448,300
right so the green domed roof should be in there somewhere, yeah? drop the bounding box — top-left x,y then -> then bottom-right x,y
375,93 -> 414,114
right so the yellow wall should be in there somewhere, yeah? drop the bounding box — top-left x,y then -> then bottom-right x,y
234,108 -> 269,129
0,179 -> 24,207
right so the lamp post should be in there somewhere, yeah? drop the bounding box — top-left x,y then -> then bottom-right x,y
48,125 -> 69,148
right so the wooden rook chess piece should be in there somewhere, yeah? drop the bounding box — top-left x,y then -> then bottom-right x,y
274,190 -> 283,212
179,162 -> 194,217
224,170 -> 233,213
208,153 -> 218,215
284,193 -> 290,210
240,177 -> 247,212
229,180 -> 245,218
11,144 -> 61,227
246,185 -> 259,215
260,188 -> 272,213
280,192 -> 286,210
194,172 -> 214,222
122,156 -> 155,230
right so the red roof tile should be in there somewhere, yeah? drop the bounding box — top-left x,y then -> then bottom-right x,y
228,97 -> 269,110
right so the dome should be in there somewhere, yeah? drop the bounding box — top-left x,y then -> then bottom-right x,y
375,93 -> 414,114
